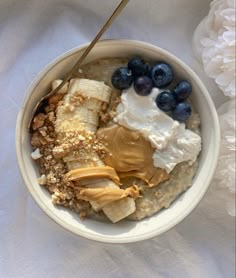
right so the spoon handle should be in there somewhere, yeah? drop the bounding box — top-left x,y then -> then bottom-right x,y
53,0 -> 130,94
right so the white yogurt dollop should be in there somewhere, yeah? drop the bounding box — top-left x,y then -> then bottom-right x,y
114,86 -> 201,173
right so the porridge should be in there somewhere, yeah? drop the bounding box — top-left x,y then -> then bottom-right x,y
30,57 -> 201,223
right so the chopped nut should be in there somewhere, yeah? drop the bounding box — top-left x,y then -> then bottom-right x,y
45,155 -> 53,161
39,137 -> 48,145
32,113 -> 46,130
53,146 -> 66,158
49,104 -> 56,111
46,171 -> 57,183
48,94 -> 63,105
38,127 -> 47,137
31,132 -> 41,147
48,111 -> 55,122
45,136 -> 55,143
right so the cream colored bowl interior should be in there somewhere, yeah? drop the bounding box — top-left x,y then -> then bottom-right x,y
16,40 -> 220,243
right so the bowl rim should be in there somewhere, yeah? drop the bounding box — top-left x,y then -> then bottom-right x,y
16,39 -> 221,243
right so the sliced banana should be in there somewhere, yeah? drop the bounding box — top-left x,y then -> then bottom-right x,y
103,198 -> 136,223
68,78 -> 111,103
54,78 -> 137,222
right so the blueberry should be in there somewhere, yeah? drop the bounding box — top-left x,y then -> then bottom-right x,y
172,102 -> 192,122
111,67 -> 134,90
174,80 -> 192,102
134,76 -> 153,96
128,57 -> 149,77
150,62 -> 173,88
156,90 -> 177,111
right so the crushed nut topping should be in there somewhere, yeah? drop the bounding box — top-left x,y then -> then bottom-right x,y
31,104 -> 95,220
32,113 -> 46,130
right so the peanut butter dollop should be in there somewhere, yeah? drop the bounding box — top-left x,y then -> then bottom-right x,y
97,125 -> 169,186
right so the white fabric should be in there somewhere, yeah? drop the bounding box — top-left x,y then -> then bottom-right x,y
0,0 -> 235,277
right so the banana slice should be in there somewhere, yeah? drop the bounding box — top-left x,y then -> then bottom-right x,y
67,158 -> 103,170
56,106 -> 99,132
103,198 -> 136,223
83,99 -> 103,112
68,78 -> 111,103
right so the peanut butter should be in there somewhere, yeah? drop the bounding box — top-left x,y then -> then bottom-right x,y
77,185 -> 140,209
65,166 -> 120,185
97,125 -> 169,186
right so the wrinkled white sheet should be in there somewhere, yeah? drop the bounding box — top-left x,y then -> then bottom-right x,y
0,0 -> 235,277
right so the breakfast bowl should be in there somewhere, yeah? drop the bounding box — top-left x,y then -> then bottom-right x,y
16,39 -> 220,243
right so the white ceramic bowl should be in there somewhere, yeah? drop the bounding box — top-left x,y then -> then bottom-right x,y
16,40 -> 220,243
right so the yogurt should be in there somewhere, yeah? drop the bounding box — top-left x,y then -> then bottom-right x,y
114,86 -> 201,173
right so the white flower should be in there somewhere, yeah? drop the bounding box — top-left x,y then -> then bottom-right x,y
193,0 -> 235,97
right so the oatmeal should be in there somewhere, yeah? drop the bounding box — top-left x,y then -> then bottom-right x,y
30,57 -> 201,223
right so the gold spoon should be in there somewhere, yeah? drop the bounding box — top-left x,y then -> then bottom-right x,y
29,0 -> 130,129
